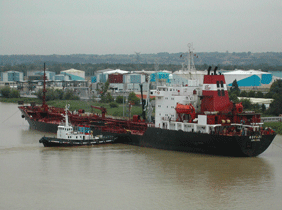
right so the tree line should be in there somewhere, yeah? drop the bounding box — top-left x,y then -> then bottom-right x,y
229,80 -> 282,115
1,63 -> 282,78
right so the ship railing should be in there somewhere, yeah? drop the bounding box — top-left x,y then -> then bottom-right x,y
215,123 -> 275,136
261,116 -> 282,122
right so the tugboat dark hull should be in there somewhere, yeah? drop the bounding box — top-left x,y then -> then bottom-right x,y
39,136 -> 116,147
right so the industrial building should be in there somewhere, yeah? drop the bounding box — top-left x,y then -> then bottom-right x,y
60,69 -> 85,81
26,70 -> 56,81
171,70 -> 206,86
223,70 -> 273,87
0,71 -> 24,82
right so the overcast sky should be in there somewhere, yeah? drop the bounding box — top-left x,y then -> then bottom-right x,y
1,0 -> 281,55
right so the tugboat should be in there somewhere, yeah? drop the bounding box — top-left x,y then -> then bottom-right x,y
39,105 -> 116,147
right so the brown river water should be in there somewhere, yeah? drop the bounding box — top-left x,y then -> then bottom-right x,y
1,102 -> 282,210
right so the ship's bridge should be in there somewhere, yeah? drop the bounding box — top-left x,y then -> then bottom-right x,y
151,85 -> 202,97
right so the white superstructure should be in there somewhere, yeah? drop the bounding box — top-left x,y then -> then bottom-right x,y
57,105 -> 95,141
150,79 -> 205,129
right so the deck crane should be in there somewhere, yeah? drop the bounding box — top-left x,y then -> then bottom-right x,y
91,106 -> 107,118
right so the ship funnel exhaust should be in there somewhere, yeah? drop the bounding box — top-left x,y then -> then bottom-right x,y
213,66 -> 218,75
207,66 -> 212,75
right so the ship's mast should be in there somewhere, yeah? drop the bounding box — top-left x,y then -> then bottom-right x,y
64,104 -> 70,127
42,63 -> 48,111
187,43 -> 196,72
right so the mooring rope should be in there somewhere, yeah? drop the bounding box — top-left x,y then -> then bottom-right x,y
1,109 -> 20,123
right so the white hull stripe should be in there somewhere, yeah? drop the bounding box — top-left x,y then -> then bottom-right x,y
203,84 -> 227,91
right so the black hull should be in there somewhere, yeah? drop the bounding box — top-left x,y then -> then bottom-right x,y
90,127 -> 276,157
39,136 -> 116,147
23,112 -> 276,156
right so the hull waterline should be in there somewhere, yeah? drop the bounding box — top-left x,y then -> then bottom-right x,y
23,115 -> 275,157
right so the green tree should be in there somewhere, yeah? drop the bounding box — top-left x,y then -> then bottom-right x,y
9,89 -> 20,98
100,92 -> 114,103
109,102 -> 118,108
229,92 -> 239,103
0,86 -> 20,98
128,92 -> 140,105
269,80 -> 282,95
55,89 -> 64,99
240,99 -> 253,110
0,86 -> 11,98
267,97 -> 282,116
116,95 -> 123,104
37,88 -> 79,101
248,90 -> 255,97
240,90 -> 248,97
97,79 -> 110,97
264,92 -> 273,98
261,104 -> 266,113
266,80 -> 282,115
63,89 -> 80,100
255,91 -> 264,98
230,79 -> 240,93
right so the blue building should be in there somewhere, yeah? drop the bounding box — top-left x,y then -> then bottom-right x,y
150,72 -> 170,83
0,71 -> 24,82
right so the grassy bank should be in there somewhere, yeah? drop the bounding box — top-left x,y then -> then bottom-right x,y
47,100 -> 144,117
0,97 -> 145,118
263,122 -> 282,135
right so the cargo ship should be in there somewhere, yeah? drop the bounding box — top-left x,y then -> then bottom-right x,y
19,65 -> 276,156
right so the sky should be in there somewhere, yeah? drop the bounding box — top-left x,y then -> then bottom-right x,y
1,0 -> 281,55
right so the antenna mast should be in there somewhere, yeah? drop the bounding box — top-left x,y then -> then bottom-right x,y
187,43 -> 196,72
42,63 -> 48,111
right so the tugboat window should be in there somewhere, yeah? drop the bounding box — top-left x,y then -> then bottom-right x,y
217,81 -> 220,88
221,81 -> 224,87
218,90 -> 221,96
222,90 -> 225,96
